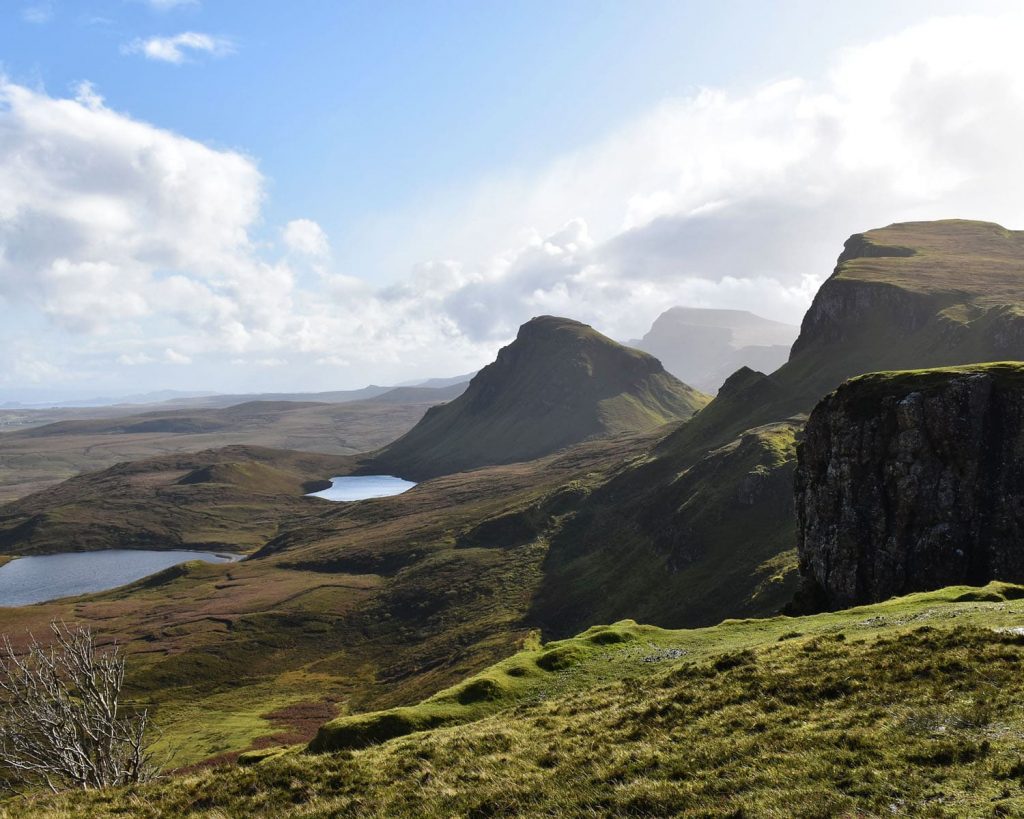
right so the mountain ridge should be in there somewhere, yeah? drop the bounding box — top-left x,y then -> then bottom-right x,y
368,315 -> 709,479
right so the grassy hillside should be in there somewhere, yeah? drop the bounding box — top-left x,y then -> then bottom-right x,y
16,581 -> 1024,817
0,431 -> 666,767
370,316 -> 709,479
521,220 -> 1024,636
0,446 -> 356,555
664,219 -> 1024,459
0,415 -> 805,769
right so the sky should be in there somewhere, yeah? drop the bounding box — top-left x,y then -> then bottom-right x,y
1,0 -> 1024,398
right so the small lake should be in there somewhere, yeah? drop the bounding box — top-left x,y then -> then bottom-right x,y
306,474 -> 417,502
0,549 -> 239,607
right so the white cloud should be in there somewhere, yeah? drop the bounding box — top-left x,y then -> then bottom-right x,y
123,32 -> 234,64
21,2 -> 53,24
3,11 -> 1024,392
363,11 -> 1024,345
164,348 -> 191,365
283,219 -> 330,258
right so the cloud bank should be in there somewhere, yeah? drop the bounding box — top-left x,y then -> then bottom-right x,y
3,12 -> 1024,392
123,32 -> 234,63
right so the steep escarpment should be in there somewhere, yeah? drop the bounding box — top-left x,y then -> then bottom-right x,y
782,219 -> 1024,406
525,220 -> 1024,628
795,363 -> 1024,610
659,219 -> 1024,462
369,316 -> 709,479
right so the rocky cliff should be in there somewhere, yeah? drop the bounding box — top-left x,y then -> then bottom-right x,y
795,363 -> 1024,610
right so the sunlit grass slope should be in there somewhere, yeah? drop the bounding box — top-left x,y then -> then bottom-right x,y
18,582 -> 1024,817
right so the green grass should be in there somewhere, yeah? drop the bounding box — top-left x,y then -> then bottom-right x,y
829,361 -> 1024,416
16,581 -> 1024,817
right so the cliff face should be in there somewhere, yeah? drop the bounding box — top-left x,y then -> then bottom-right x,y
781,220 -> 1024,408
795,363 -> 1024,610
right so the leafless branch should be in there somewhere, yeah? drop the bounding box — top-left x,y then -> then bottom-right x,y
0,621 -> 159,793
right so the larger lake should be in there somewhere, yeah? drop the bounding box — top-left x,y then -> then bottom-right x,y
306,475 -> 417,502
0,549 -> 238,607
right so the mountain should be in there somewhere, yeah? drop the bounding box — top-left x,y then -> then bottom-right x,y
4,219 -> 1024,790
632,306 -> 798,392
661,219 -> 1024,462
395,372 -> 478,389
152,380 -> 472,411
795,362 -> 1024,611
508,219 -> 1024,637
369,315 -> 709,479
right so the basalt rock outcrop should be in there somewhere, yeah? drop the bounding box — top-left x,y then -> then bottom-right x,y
794,363 -> 1024,610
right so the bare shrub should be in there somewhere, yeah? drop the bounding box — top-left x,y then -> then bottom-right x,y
0,621 -> 158,792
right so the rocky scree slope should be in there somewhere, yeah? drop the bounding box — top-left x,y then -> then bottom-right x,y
368,315 -> 709,479
795,362 -> 1024,610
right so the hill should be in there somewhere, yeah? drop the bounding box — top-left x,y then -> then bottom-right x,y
19,581 -> 1024,817
2,219 -> 1023,781
0,388 -> 459,504
633,306 -> 797,392
0,445 -> 356,555
660,219 -> 1024,462
369,316 -> 709,479
482,219 -> 1024,637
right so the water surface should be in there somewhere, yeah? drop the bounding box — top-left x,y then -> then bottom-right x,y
306,474 -> 416,502
0,549 -> 238,607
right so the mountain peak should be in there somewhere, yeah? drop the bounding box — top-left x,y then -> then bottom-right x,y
369,316 -> 709,479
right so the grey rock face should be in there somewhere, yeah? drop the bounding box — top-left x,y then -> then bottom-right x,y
795,365 -> 1024,609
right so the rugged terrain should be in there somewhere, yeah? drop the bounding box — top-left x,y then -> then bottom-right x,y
796,362 -> 1024,610
369,316 -> 709,479
2,219 -> 1024,802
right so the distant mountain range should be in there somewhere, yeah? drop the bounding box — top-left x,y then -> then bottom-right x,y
0,389 -> 216,409
0,375 -> 475,411
631,306 -> 799,392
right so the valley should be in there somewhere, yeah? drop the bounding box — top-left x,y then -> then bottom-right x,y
0,384 -> 463,504
3,219 -> 1024,814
